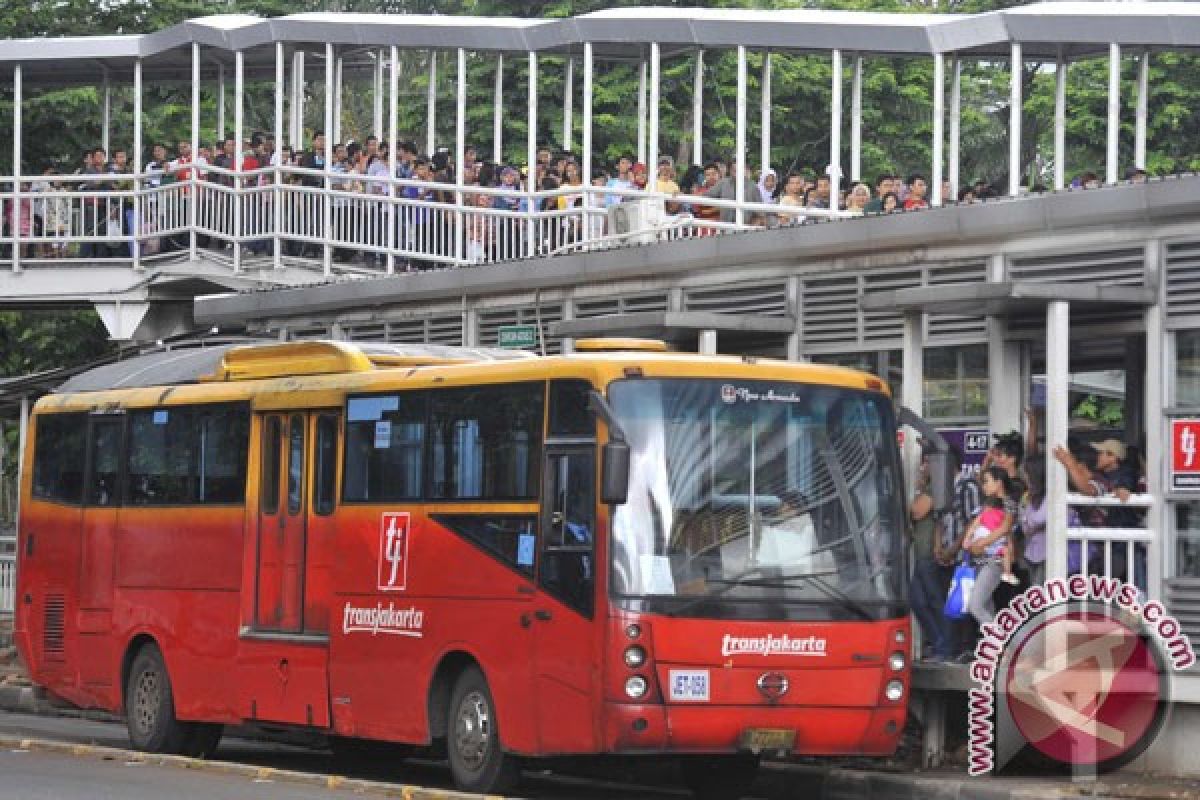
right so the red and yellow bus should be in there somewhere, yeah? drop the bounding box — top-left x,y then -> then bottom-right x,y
16,339 -> 936,798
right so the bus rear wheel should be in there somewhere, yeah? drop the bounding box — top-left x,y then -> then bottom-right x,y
124,644 -> 193,755
446,666 -> 520,794
680,754 -> 760,800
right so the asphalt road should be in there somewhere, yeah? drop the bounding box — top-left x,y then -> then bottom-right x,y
0,711 -> 709,800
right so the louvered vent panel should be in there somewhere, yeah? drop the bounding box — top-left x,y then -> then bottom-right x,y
43,594 -> 65,661
928,260 -> 989,340
287,324 -> 330,340
802,276 -> 860,348
573,293 -> 668,319
685,282 -> 787,317
1009,247 -> 1145,286
1166,579 -> 1200,661
479,306 -> 563,354
426,315 -> 464,346
1166,241 -> 1200,321
384,319 -> 428,344
862,270 -> 922,344
343,323 -> 385,341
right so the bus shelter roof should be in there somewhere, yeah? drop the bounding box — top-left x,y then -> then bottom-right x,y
4,3 -> 1200,86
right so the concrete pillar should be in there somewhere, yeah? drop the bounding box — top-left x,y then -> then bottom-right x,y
1009,42 -> 1022,197
1144,240 -> 1164,601
1108,42 -> 1121,184
988,316 -> 1021,437
1045,301 -> 1071,583
829,49 -> 843,211
698,330 -> 717,355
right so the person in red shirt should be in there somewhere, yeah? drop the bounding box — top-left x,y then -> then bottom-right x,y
903,173 -> 929,210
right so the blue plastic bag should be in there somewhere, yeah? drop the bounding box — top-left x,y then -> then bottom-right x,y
944,556 -> 976,620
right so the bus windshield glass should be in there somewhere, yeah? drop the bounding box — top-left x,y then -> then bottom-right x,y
608,378 -> 906,621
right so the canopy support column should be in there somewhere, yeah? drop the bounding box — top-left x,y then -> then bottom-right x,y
455,48 -> 466,264
233,50 -> 244,274
493,54 -> 503,163
851,55 -> 862,183
334,55 -> 343,144
1055,55 -> 1067,190
637,60 -> 647,165
950,57 -> 961,200
932,53 -> 944,207
1009,42 -> 1022,197
218,63 -> 226,141
527,52 -> 538,257
426,52 -> 437,157
373,50 -> 384,140
1107,42 -> 1121,185
190,43 -> 200,259
582,42 -> 594,244
274,42 -> 284,270
563,56 -> 574,154
1136,50 -> 1150,170
290,50 -> 304,148
133,58 -> 143,270
761,51 -> 772,174
102,68 -> 111,159
692,49 -> 704,167
830,49 -> 842,212
901,311 -> 925,501
323,42 -> 334,276
735,45 -> 747,226
649,43 -> 660,178
11,64 -> 20,273
1045,301 -> 1070,583
388,46 -> 399,275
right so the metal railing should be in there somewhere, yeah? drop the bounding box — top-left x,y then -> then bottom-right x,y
1,165 -> 856,275
1066,492 -> 1153,594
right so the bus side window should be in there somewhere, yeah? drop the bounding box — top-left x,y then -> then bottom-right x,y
87,418 -> 123,507
32,413 -> 87,505
549,380 -> 593,437
261,417 -> 281,515
313,414 -> 338,516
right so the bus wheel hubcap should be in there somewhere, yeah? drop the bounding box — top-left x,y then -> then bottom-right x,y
133,670 -> 160,734
454,690 -> 491,770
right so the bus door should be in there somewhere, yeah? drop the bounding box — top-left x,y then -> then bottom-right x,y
77,413 -> 123,690
239,411 -> 331,729
532,444 -> 599,752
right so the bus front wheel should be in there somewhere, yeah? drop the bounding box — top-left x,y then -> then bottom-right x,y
446,666 -> 520,794
124,644 -> 193,755
680,754 -> 761,800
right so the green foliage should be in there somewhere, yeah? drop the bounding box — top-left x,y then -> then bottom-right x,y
0,311 -> 115,378
1072,394 -> 1124,428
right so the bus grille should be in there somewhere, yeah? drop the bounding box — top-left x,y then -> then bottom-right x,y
43,594 -> 66,660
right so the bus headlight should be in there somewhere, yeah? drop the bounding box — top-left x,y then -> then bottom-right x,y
624,646 -> 647,668
889,652 -> 906,672
885,680 -> 904,702
625,676 -> 648,699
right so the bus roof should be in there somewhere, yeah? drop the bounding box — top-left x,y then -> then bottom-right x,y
55,341 -> 535,393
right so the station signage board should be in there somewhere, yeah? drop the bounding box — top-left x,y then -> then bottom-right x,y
498,324 -> 538,350
1171,419 -> 1200,491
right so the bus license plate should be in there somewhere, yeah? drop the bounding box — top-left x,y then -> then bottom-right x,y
738,728 -> 796,752
669,669 -> 710,702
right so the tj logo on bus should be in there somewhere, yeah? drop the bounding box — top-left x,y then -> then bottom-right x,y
378,512 -> 411,592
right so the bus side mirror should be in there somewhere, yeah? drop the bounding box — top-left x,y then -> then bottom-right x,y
602,440 -> 630,506
927,451 -> 955,512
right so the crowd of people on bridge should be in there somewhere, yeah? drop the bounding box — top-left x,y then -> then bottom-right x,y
0,128 -> 1153,266
908,419 -> 1147,663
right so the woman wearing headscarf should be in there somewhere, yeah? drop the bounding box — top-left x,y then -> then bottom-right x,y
756,168 -> 778,204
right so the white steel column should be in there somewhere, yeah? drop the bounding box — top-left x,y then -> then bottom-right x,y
234,50 -> 244,273
901,311 -> 925,501
761,51 -> 772,173
851,55 -> 862,183
11,64 -> 20,273
582,42 -> 594,243
334,55 -> 343,144
493,54 -> 503,163
374,50 -> 384,139
1144,244 -> 1164,602
735,45 -> 747,226
527,52 -> 538,256
190,43 -> 200,259
426,52 -> 437,156
455,48 -> 466,264
692,49 -> 704,166
290,50 -> 304,148
637,60 -> 647,165
649,43 -> 660,178
829,49 -> 842,212
102,69 -> 111,159
1055,56 -> 1067,190
950,58 -> 962,200
323,42 -> 334,276
274,42 -> 284,270
1009,42 -> 1022,197
1045,301 -> 1071,583
218,63 -> 226,140
563,57 -> 574,154
388,46 -> 399,275
1136,51 -> 1149,170
1107,42 -> 1121,185
133,59 -> 143,269
932,53 -> 945,207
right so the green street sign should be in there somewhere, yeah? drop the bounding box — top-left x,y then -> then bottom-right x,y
498,324 -> 538,350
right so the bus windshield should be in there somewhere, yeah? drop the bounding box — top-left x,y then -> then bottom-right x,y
608,378 -> 907,621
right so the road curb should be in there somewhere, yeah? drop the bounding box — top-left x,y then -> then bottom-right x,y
0,684 -> 121,722
0,734 -> 505,800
